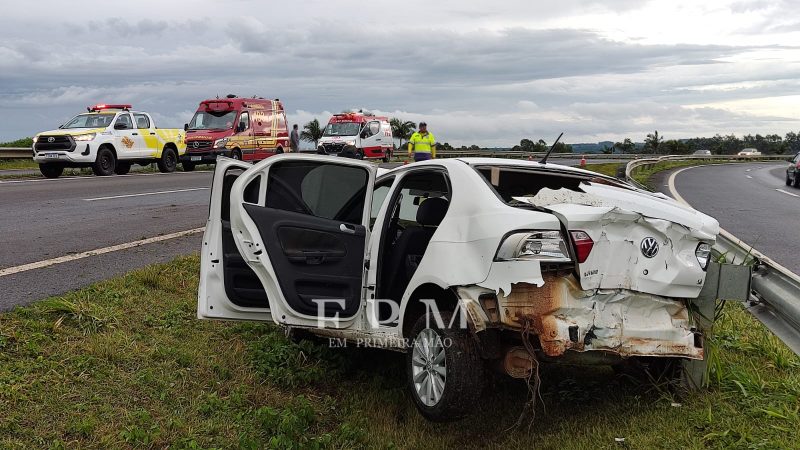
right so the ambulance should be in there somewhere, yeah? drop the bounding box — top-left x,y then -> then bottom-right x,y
317,112 -> 393,162
32,104 -> 186,178
181,96 -> 289,170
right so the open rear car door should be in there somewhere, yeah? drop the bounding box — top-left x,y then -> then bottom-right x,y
199,155 -> 376,329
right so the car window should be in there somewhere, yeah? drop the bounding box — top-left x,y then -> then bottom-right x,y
370,177 -> 394,228
238,112 -> 250,132
133,113 -> 150,129
115,114 -> 133,129
265,160 -> 369,224
391,171 -> 449,227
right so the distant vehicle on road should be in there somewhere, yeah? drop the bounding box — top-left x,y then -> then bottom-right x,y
181,95 -> 289,171
692,150 -> 711,156
317,111 -> 393,162
32,104 -> 186,178
786,153 -> 800,188
737,148 -> 761,156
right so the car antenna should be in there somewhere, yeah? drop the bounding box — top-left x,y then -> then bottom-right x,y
539,132 -> 564,164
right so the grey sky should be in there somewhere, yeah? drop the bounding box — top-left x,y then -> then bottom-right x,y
1,0 -> 798,145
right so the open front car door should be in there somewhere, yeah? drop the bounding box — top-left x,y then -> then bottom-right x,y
200,154 -> 376,328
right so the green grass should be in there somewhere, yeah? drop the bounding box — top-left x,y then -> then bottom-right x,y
1,255 -> 798,448
0,137 -> 33,148
0,159 -> 38,171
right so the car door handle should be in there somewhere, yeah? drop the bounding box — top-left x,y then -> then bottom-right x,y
340,223 -> 356,234
131,132 -> 138,135
150,132 -> 156,135
376,139 -> 382,141
286,250 -> 345,265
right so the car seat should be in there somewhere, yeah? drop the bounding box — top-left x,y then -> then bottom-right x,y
383,197 -> 449,304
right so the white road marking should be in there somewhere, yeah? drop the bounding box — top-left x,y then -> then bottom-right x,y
746,168 -> 752,172
776,188 -> 800,198
746,175 -> 753,179
0,227 -> 205,277
0,170 -> 209,185
84,187 -> 209,201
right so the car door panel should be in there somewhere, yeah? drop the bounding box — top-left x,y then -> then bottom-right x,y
243,204 -> 365,317
198,157 -> 271,321
227,155 -> 377,328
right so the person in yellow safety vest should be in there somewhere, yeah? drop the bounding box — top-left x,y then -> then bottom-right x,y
408,122 -> 436,162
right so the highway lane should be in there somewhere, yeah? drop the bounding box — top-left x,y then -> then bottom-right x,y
0,171 -> 212,309
663,162 -> 800,275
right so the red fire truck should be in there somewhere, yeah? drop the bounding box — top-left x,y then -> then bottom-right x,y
181,95 -> 289,170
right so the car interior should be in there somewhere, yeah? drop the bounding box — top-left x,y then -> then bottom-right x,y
220,168 -> 268,307
377,170 -> 451,322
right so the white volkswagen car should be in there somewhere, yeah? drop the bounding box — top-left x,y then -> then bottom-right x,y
198,155 -> 719,421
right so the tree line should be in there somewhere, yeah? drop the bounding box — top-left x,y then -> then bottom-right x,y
291,120 -> 800,155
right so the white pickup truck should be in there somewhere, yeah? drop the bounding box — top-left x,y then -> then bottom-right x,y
32,104 -> 186,178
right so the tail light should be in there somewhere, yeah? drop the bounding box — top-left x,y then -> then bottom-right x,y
569,230 -> 594,263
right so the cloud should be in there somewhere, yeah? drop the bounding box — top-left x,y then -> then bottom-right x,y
0,0 -> 798,144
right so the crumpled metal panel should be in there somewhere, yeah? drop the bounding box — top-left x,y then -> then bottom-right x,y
494,274 -> 703,359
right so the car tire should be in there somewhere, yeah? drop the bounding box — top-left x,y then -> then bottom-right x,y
787,173 -> 792,186
39,163 -> 64,179
794,174 -> 800,188
275,147 -> 284,155
92,147 -> 116,176
231,149 -> 242,161
114,161 -> 131,175
182,161 -> 196,172
383,149 -> 392,163
157,147 -> 178,173
406,310 -> 485,422
356,149 -> 365,160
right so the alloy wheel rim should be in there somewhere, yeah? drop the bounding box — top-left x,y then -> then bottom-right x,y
411,328 -> 446,407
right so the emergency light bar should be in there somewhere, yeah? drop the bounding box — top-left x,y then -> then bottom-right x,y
88,104 -> 132,111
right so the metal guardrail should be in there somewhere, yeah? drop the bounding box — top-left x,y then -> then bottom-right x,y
625,156 -> 800,355
0,147 -> 32,159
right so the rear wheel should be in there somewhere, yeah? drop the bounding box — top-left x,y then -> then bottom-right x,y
114,161 -> 131,175
406,311 -> 485,422
157,147 -> 177,173
793,172 -> 800,188
92,147 -> 116,176
39,163 -> 64,179
182,161 -> 196,172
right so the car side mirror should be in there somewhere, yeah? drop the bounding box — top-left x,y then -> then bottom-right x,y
184,123 -> 189,131
114,122 -> 128,130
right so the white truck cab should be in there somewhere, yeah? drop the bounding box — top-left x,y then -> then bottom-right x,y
32,104 -> 186,178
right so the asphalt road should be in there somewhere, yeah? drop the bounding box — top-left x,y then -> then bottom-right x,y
659,162 -> 799,275
0,171 -> 212,309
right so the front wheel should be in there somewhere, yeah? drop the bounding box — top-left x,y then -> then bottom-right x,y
383,150 -> 392,163
275,147 -> 284,155
406,311 -> 485,422
157,147 -> 177,173
231,149 -> 242,161
39,163 -> 64,179
92,147 -> 116,176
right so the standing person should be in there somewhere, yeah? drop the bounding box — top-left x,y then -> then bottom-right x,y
290,124 -> 300,153
407,122 -> 436,162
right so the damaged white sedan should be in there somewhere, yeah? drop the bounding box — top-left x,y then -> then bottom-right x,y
198,155 -> 719,421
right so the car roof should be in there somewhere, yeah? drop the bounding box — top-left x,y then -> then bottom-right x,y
382,157 -> 613,178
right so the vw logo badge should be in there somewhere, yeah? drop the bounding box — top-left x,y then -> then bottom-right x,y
47,137 -> 55,143
640,237 -> 659,258
192,141 -> 199,148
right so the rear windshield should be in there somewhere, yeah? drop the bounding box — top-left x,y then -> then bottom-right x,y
474,165 -> 631,205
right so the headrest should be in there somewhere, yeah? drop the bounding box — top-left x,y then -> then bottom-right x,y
416,197 -> 449,226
